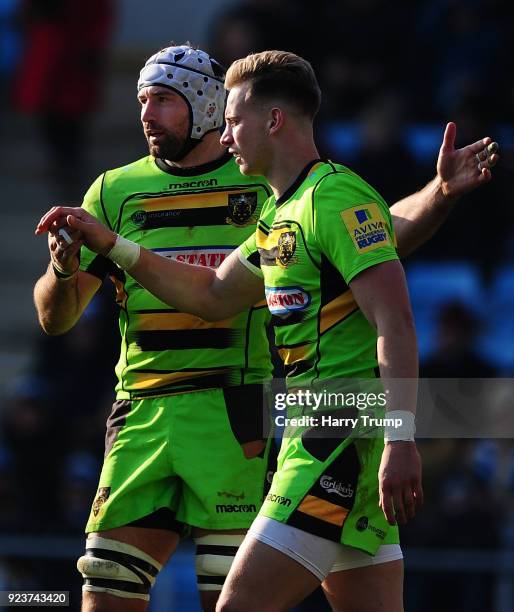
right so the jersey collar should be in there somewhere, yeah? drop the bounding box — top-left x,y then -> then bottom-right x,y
275,159 -> 324,207
155,151 -> 232,176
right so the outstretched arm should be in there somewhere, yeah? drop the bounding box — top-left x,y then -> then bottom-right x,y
35,207 -> 264,321
130,240 -> 263,320
391,122 -> 499,258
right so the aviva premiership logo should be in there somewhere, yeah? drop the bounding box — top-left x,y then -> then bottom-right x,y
226,192 -> 257,226
277,231 -> 297,267
340,203 -> 392,254
354,208 -> 372,224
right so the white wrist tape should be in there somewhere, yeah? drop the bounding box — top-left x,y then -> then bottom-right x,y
106,235 -> 140,270
384,410 -> 416,442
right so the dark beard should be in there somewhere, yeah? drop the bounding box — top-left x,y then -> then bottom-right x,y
147,130 -> 188,162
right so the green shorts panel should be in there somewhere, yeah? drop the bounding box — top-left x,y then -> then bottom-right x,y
259,425 -> 399,555
86,389 -> 269,533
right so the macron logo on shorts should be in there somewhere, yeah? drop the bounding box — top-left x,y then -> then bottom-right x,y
215,504 -> 257,513
266,493 -> 291,507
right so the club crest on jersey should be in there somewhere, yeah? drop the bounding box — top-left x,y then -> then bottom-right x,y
226,192 -> 257,226
277,231 -> 297,267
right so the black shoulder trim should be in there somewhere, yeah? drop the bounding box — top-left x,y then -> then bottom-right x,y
98,173 -> 113,230
275,159 -> 323,207
248,250 -> 261,269
310,167 -> 338,226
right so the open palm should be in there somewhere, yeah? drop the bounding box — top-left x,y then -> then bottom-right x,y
437,122 -> 498,199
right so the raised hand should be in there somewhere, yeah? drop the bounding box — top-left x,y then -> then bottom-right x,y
437,122 -> 499,199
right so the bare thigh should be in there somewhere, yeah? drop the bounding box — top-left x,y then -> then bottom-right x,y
216,536 -> 320,612
322,559 -> 404,612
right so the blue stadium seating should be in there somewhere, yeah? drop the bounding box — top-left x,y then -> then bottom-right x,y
477,266 -> 514,371
405,261 -> 483,359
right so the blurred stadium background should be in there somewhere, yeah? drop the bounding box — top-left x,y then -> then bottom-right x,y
1,0 -> 513,610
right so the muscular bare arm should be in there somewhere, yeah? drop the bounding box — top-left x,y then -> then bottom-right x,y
130,246 -> 264,320
34,220 -> 101,334
34,267 -> 102,334
35,207 -> 264,322
350,260 -> 422,525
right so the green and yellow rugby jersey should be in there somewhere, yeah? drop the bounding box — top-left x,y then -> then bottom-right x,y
240,159 -> 398,388
79,153 -> 272,399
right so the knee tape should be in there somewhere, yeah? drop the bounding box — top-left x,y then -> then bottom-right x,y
77,535 -> 162,601
194,534 -> 245,591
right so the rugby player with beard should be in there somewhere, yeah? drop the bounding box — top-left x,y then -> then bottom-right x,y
35,46 -> 498,612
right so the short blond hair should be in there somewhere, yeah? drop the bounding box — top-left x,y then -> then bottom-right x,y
225,50 -> 321,119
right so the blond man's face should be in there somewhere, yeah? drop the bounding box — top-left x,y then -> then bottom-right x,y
221,83 -> 271,176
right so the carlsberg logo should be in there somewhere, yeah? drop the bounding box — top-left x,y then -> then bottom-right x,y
319,475 -> 354,498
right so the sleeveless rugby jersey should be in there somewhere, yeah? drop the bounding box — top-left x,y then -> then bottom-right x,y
239,160 -> 399,388
80,153 -> 272,399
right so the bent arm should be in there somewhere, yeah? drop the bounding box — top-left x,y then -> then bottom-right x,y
34,212 -> 101,334
390,176 -> 453,258
35,206 -> 264,321
34,267 -> 102,334
128,246 -> 264,321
